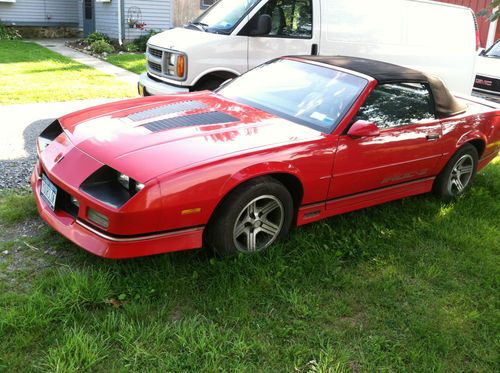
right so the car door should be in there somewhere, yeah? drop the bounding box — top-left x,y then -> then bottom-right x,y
245,0 -> 320,70
328,82 -> 444,201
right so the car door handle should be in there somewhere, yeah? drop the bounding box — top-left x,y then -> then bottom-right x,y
426,134 -> 440,141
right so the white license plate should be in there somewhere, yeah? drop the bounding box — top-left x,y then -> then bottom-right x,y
41,174 -> 58,211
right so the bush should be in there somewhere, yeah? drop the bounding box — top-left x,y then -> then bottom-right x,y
0,20 -> 21,40
85,31 -> 110,45
90,40 -> 115,54
131,30 -> 158,52
125,43 -> 140,52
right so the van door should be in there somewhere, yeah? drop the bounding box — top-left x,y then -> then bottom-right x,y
244,0 -> 320,69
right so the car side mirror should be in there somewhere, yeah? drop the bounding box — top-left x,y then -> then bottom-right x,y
479,49 -> 486,56
249,14 -> 272,36
347,120 -> 380,138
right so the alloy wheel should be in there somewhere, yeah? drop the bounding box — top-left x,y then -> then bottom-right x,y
233,195 -> 284,253
447,154 -> 474,195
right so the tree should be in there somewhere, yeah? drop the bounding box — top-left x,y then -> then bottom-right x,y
478,0 -> 499,22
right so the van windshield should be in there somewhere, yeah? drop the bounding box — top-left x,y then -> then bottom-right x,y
218,59 -> 368,133
191,0 -> 260,34
484,41 -> 500,58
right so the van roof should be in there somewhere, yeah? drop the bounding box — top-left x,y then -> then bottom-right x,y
294,55 -> 467,118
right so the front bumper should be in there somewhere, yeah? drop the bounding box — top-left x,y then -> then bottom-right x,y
31,162 -> 203,259
138,72 -> 190,96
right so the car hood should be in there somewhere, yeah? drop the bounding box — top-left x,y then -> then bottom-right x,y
476,56 -> 499,78
59,92 -> 321,182
148,27 -> 227,55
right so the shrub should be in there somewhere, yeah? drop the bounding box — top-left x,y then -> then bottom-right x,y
0,20 -> 21,40
90,40 -> 115,54
85,31 -> 110,45
125,43 -> 140,52
131,30 -> 158,52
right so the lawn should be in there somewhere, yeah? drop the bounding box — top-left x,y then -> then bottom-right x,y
0,158 -> 498,372
106,53 -> 146,75
0,41 -> 137,105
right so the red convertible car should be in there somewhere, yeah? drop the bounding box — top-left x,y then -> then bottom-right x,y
32,56 -> 500,258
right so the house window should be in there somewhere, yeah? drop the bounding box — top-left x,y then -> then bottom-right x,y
201,0 -> 216,9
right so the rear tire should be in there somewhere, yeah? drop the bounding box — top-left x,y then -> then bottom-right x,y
433,144 -> 478,201
206,177 -> 294,257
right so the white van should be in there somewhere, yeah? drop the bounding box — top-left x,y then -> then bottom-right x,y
138,0 -> 479,96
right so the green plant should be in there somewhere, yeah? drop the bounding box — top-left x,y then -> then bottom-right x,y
125,43 -> 140,52
132,30 -> 158,52
85,31 -> 110,45
0,20 -> 21,40
478,0 -> 499,22
90,40 -> 115,54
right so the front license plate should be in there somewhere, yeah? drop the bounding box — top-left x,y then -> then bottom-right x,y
41,174 -> 58,211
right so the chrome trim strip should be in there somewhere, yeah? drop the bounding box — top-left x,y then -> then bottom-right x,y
76,220 -> 204,242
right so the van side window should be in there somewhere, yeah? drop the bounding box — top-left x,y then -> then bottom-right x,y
355,83 -> 435,128
250,0 -> 312,38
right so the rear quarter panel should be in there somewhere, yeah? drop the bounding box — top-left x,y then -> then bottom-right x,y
439,98 -> 500,171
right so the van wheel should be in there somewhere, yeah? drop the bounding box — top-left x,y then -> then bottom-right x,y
206,177 -> 294,257
433,144 -> 478,201
194,77 -> 224,91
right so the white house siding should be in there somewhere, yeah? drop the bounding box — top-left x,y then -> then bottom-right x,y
123,0 -> 172,40
0,0 -> 79,26
95,0 -> 120,39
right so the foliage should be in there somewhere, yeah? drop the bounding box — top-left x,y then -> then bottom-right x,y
131,30 -> 159,52
90,40 -> 115,54
85,31 -> 111,45
0,158 -> 498,371
478,0 -> 500,22
0,40 -> 135,105
125,43 -> 140,52
0,20 -> 21,40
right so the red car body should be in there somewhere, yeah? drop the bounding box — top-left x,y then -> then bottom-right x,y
31,57 -> 500,259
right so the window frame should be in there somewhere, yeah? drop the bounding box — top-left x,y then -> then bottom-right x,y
200,0 -> 216,10
240,0 -> 313,40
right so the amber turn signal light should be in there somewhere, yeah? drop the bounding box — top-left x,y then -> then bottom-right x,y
177,55 -> 185,77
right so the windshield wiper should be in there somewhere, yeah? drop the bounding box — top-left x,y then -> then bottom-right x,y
189,21 -> 208,32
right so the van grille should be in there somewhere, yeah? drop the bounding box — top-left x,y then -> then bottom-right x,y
149,47 -> 163,59
474,75 -> 500,94
148,61 -> 162,73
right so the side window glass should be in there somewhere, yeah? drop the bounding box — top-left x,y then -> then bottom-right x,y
356,83 -> 435,128
250,0 -> 312,38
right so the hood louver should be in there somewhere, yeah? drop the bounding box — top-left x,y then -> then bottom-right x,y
128,100 -> 207,122
144,111 -> 239,133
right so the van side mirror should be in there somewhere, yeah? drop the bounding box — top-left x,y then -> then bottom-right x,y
249,14 -> 272,36
347,120 -> 380,138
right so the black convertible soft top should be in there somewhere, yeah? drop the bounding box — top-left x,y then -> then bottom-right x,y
296,55 -> 467,118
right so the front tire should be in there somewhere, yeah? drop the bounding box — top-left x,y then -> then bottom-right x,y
206,177 -> 294,256
434,144 -> 478,201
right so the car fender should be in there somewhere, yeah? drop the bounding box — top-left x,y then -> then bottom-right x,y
218,161 -> 304,200
456,130 -> 487,154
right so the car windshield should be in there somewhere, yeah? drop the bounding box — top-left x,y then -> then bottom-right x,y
191,0 -> 260,35
217,59 -> 368,133
484,41 -> 500,58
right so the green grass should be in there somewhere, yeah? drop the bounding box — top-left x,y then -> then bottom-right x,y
106,53 -> 146,75
0,159 -> 498,372
0,41 -> 137,105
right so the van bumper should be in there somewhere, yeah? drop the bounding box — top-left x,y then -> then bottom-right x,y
138,73 -> 190,96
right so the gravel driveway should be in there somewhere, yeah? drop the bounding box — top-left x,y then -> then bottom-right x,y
0,99 -> 116,191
